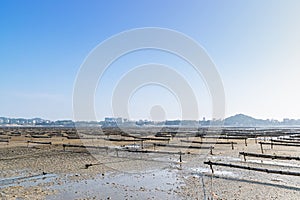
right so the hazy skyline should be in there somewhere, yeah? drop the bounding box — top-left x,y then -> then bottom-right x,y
1,1 -> 300,121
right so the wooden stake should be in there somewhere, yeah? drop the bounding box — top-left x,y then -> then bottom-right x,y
179,151 -> 182,162
271,141 -> 273,149
206,160 -> 214,173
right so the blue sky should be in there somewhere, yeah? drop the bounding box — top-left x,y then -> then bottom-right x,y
1,0 -> 300,120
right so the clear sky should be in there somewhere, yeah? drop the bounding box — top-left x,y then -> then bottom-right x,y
1,0 -> 300,121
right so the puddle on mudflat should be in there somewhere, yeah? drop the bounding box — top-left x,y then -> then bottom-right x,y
47,169 -> 185,200
206,155 -> 242,162
0,173 -> 57,189
190,167 -> 237,178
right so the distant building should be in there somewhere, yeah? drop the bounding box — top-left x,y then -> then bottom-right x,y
104,117 -> 123,123
165,120 -> 181,126
103,117 -> 123,127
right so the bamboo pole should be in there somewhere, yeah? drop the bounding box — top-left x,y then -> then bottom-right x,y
104,138 -> 143,142
62,144 -> 108,151
180,140 -> 237,145
204,161 -> 300,176
127,149 -> 186,155
259,141 -> 300,148
270,139 -> 300,144
239,152 -> 300,161
154,143 -> 213,149
0,139 -> 9,143
180,140 -> 236,150
27,140 -> 52,145
140,137 -> 170,141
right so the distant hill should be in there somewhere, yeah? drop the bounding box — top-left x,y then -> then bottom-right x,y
223,114 -> 300,126
224,114 -> 268,126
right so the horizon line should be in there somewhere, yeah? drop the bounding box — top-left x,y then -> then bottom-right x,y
1,113 -> 299,122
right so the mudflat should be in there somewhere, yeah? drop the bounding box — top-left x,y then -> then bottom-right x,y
1,127 -> 300,199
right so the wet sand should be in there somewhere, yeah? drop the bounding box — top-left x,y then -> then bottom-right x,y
1,127 -> 300,199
